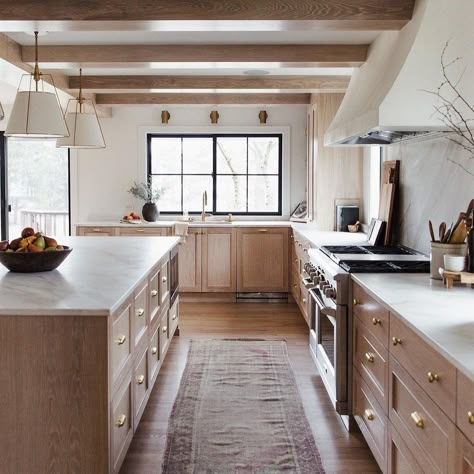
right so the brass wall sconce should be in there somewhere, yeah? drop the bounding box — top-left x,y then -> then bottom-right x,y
210,110 -> 219,124
161,110 -> 170,124
259,110 -> 268,124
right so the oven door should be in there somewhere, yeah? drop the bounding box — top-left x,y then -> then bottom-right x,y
309,288 -> 348,415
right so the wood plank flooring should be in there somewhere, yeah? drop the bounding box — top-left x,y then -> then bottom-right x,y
120,302 -> 380,474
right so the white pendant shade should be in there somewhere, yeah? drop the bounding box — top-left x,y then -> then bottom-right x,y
5,91 -> 69,138
56,112 -> 105,148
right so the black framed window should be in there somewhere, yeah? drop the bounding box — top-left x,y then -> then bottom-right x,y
147,133 -> 282,215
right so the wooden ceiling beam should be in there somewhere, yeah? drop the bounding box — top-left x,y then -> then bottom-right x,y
70,75 -> 350,92
23,44 -> 368,67
95,93 -> 311,105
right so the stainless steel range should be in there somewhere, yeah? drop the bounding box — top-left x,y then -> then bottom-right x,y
305,244 -> 430,428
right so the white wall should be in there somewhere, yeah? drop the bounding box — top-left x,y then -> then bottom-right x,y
72,105 -> 307,223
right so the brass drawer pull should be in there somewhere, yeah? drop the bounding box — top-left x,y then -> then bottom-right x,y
151,346 -> 158,355
427,372 -> 439,383
151,289 -> 158,297
293,284 -> 297,289
353,299 -> 360,306
294,259 -> 298,264
162,276 -> 168,283
365,352 -> 375,363
392,337 -> 402,346
364,409 -> 375,421
468,411 -> 474,424
115,335 -> 126,345
411,411 -> 424,428
116,414 -> 127,427
92,228 -> 103,232
258,229 -> 268,233
135,229 -> 145,233
162,326 -> 168,334
172,314 -> 177,321
136,308 -> 145,317
372,318 -> 381,326
302,298 -> 307,304
137,374 -> 145,385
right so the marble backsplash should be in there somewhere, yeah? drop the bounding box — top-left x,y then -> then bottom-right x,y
384,137 -> 474,255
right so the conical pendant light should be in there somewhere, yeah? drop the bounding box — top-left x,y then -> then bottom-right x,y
5,32 -> 69,138
57,68 -> 106,149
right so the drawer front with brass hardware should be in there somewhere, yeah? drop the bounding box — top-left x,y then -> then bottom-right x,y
352,283 -> 389,348
169,298 -> 179,337
390,314 -> 456,420
149,269 -> 161,324
111,375 -> 132,472
457,371 -> 474,444
160,304 -> 170,358
112,304 -> 132,383
353,369 -> 388,472
149,322 -> 161,382
389,357 -> 456,473
76,225 -> 117,236
455,428 -> 474,474
134,283 -> 148,347
133,346 -> 149,429
118,227 -> 169,236
354,316 -> 389,412
160,257 -> 170,304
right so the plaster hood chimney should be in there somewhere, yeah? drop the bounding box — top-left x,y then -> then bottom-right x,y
325,0 -> 474,146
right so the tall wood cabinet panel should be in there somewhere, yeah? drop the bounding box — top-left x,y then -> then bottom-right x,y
236,228 -> 288,293
202,228 -> 237,292
178,228 -> 202,292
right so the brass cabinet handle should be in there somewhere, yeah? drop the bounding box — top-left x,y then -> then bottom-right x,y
116,414 -> 127,427
151,346 -> 158,355
372,318 -> 381,326
302,298 -> 307,304
151,289 -> 158,297
364,409 -> 375,421
136,308 -> 144,317
135,229 -> 145,233
163,326 -> 167,334
137,374 -> 145,385
353,299 -> 360,306
427,372 -> 439,383
92,228 -> 102,232
411,411 -> 424,428
162,276 -> 167,283
293,284 -> 297,288
468,411 -> 474,424
392,337 -> 402,346
294,259 -> 298,264
115,335 -> 126,345
258,229 -> 268,233
365,352 -> 375,363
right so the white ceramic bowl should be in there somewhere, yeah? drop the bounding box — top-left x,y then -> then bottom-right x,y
443,254 -> 466,272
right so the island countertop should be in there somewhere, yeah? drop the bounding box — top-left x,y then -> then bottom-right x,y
0,236 -> 179,317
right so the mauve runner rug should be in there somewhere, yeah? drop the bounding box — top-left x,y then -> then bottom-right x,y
162,339 -> 325,474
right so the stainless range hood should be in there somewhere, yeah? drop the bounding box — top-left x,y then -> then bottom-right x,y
325,0 -> 474,146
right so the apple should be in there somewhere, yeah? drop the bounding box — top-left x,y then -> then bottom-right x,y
0,240 -> 8,251
21,227 -> 35,238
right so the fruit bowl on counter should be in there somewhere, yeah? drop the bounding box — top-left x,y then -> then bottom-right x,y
0,227 -> 72,273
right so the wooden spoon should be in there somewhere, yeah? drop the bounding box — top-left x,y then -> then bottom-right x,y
439,222 -> 446,242
443,223 -> 453,243
429,220 -> 436,242
449,213 -> 468,243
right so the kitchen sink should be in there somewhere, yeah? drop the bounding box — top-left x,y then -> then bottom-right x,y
190,220 -> 233,225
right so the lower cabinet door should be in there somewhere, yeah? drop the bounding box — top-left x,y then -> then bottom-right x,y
456,428 -> 474,474
160,304 -> 170,358
169,298 -> 179,336
133,345 -> 149,430
178,229 -> 202,292
149,322 -> 161,384
388,423 -> 425,474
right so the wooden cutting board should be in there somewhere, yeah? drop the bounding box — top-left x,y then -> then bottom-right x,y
378,182 -> 395,245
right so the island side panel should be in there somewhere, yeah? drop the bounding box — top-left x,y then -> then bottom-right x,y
0,315 -> 109,474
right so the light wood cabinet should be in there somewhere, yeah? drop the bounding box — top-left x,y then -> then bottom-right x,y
236,227 -> 289,293
457,371 -> 474,445
178,228 -> 202,292
456,428 -> 474,474
202,228 -> 237,292
76,225 -> 117,236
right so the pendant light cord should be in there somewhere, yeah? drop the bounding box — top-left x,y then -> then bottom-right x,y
78,68 -> 84,113
33,31 -> 41,91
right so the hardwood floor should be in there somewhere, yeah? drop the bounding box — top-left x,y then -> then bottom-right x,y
120,302 -> 380,474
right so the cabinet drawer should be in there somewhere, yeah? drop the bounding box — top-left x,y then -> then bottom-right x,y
118,227 -> 168,236
169,299 -> 179,337
160,304 -> 170,358
389,357 -> 456,474
134,283 -> 148,347
390,315 -> 456,420
353,369 -> 388,472
77,226 -> 116,236
388,423 -> 427,474
456,428 -> 474,474
111,304 -> 132,383
354,316 -> 389,412
149,321 -> 161,383
149,267 -> 161,324
111,375 -> 133,473
457,371 -> 474,444
160,257 -> 170,304
352,282 -> 389,348
133,345 -> 149,429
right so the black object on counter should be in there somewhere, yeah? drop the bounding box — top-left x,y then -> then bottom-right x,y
468,211 -> 474,273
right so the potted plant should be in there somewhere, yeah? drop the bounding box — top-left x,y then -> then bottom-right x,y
128,179 -> 164,222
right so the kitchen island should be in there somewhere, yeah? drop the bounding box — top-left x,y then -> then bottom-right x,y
0,236 -> 180,474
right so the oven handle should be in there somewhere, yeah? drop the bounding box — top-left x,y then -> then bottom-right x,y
309,288 -> 337,318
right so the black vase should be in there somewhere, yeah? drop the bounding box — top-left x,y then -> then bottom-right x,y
142,202 -> 159,222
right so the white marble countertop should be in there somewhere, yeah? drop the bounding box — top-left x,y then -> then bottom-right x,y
0,236 -> 179,317
352,273 -> 474,379
291,223 -> 368,247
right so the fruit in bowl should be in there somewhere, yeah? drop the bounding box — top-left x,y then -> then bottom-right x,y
0,228 -> 72,273
122,212 -> 141,222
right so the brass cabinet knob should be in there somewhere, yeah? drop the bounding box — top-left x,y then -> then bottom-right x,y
151,289 -> 158,297
163,326 -> 168,334
392,337 -> 402,346
372,318 -> 381,326
411,411 -> 424,428
365,352 -> 375,363
353,299 -> 360,306
302,298 -> 307,304
136,308 -> 145,317
116,414 -> 127,427
137,374 -> 145,385
364,409 -> 375,421
151,346 -> 158,355
162,276 -> 168,283
427,372 -> 439,383
294,259 -> 298,264
172,314 -> 177,321
293,284 -> 297,288
468,411 -> 474,424
115,335 -> 126,345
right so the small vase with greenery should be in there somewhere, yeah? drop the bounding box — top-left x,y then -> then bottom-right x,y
128,179 -> 165,222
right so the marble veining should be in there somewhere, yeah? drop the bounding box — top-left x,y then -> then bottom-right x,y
0,236 -> 179,316
352,273 -> 474,378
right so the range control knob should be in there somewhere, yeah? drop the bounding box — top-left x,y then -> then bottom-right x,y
318,280 -> 327,290
312,275 -> 321,284
324,287 -> 337,299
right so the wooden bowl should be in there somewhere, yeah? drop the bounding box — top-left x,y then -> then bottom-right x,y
0,246 -> 73,273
